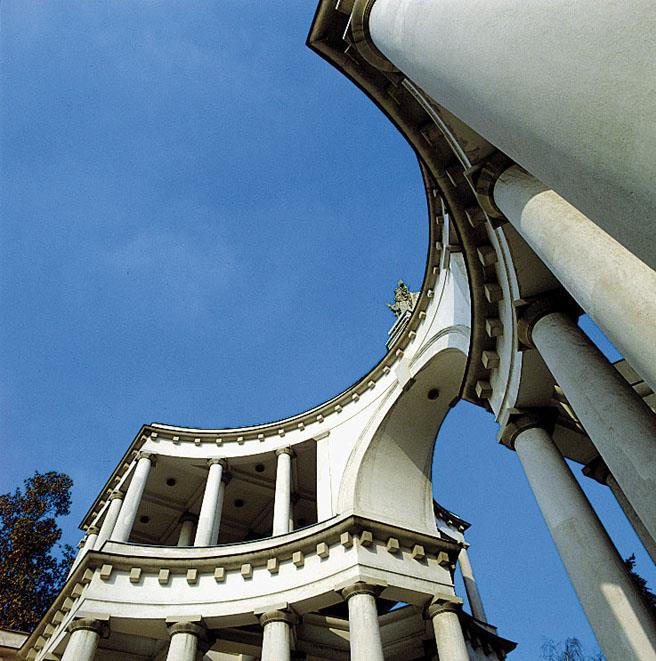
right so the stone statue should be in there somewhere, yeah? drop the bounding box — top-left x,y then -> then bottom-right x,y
387,280 -> 419,317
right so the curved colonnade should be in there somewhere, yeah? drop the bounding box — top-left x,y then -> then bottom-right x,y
19,1 -> 656,660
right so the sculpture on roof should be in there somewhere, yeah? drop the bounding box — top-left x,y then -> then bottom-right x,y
387,279 -> 419,317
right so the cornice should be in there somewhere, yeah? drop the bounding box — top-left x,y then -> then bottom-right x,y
22,514 -> 460,658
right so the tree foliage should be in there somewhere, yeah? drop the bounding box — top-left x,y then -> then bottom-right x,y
624,554 -> 656,616
540,637 -> 604,661
0,471 -> 75,631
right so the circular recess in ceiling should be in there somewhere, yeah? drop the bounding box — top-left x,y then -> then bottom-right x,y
255,463 -> 265,473
139,515 -> 150,524
166,477 -> 177,487
234,499 -> 245,508
427,388 -> 440,400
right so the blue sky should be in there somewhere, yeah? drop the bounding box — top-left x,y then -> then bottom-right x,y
1,2 -> 652,658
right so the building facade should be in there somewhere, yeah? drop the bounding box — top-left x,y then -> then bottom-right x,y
18,1 -> 656,659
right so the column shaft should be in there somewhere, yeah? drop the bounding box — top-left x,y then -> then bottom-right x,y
606,473 -> 656,564
515,425 -> 656,659
94,493 -> 123,550
166,632 -> 198,661
62,620 -> 104,661
494,165 -> 656,391
344,587 -> 384,661
532,311 -> 656,543
194,459 -> 226,546
260,614 -> 292,661
69,528 -> 98,575
111,454 -> 154,543
363,0 -> 656,269
429,606 -> 469,661
458,547 -> 487,623
177,516 -> 196,547
272,449 -> 292,536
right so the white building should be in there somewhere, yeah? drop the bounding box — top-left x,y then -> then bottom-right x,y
17,1 -> 656,659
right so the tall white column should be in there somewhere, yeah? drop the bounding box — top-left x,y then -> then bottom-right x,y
606,474 -> 656,565
510,421 -> 656,660
110,452 -> 155,543
62,618 -> 106,661
458,547 -> 487,623
166,622 -> 203,661
342,583 -> 385,661
493,165 -> 656,391
259,610 -> 293,661
177,513 -> 197,547
427,598 -> 469,661
355,0 -> 656,270
272,448 -> 293,536
194,458 -> 227,546
68,526 -> 98,575
525,307 -> 656,544
94,491 -> 124,550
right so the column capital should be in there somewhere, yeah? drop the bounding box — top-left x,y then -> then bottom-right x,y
350,0 -> 397,73
425,594 -> 464,619
85,525 -> 99,536
259,609 -> 296,627
341,581 -> 382,601
167,621 -> 205,638
275,447 -> 294,458
179,511 -> 198,524
499,410 -> 551,450
68,618 -> 108,636
109,490 -> 124,501
582,455 -> 610,485
135,450 -> 157,465
474,153 -> 515,220
516,293 -> 579,348
207,457 -> 227,468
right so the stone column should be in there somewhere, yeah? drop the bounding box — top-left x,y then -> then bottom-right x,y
351,0 -> 656,271
94,491 -> 124,550
493,165 -> 656,391
458,546 -> 487,623
427,597 -> 469,661
177,513 -> 197,547
111,452 -> 155,543
166,622 -> 204,661
69,527 -> 99,575
272,448 -> 293,536
583,457 -> 656,565
259,610 -> 294,661
342,583 -> 384,661
62,618 -> 106,661
504,418 -> 656,660
194,458 -> 227,546
520,301 -> 656,544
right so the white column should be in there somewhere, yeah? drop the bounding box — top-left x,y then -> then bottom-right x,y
272,448 -> 293,536
110,452 -> 155,543
166,622 -> 203,661
528,309 -> 656,544
94,491 -> 124,550
494,165 -> 656,391
512,422 -> 656,660
606,473 -> 656,565
342,583 -> 384,661
68,527 -> 98,575
356,0 -> 656,270
62,619 -> 105,661
177,513 -> 197,547
427,598 -> 469,661
194,458 -> 227,546
315,434 -> 333,521
458,547 -> 487,623
259,610 -> 293,661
